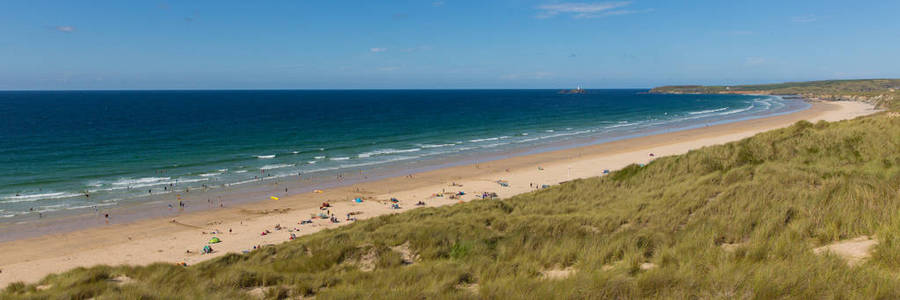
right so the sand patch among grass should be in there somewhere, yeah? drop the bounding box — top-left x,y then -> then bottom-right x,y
541,266 -> 575,280
813,236 -> 877,266
391,241 -> 417,265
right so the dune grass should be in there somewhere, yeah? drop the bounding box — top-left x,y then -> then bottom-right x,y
4,112 -> 900,299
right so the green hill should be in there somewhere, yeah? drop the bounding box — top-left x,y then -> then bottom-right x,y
4,111 -> 900,298
651,79 -> 900,110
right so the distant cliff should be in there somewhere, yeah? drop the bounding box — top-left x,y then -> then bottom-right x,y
650,79 -> 900,109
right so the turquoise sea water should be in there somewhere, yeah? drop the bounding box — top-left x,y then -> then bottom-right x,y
0,90 -> 807,219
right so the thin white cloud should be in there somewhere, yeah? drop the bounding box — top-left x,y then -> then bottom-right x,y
370,47 -> 388,53
744,57 -> 766,66
574,8 -> 653,19
536,2 -> 635,19
594,8 -> 652,17
791,15 -> 817,23
55,26 -> 75,33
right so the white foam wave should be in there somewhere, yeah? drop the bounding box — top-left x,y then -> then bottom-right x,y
260,164 -> 293,170
234,170 -> 248,173
225,179 -> 261,187
36,204 -> 67,213
420,143 -> 455,149
112,177 -> 170,186
688,107 -> 729,115
199,172 -> 220,177
358,148 -> 421,158
330,157 -> 350,161
304,166 -> 342,173
716,105 -> 754,116
314,156 -> 326,159
94,177 -> 208,191
469,136 -> 508,143
257,155 -> 276,159
340,156 -> 419,169
1,192 -> 83,203
540,129 -> 593,140
605,122 -> 636,129
480,142 -> 510,148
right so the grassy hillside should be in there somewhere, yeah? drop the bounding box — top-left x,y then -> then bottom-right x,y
5,112 -> 900,299
651,79 -> 900,110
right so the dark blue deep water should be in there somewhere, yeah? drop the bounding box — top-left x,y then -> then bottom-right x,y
0,89 -> 806,217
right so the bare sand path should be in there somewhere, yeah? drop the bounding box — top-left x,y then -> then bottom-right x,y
0,101 -> 879,286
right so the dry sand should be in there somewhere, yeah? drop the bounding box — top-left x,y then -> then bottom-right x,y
0,100 -> 879,286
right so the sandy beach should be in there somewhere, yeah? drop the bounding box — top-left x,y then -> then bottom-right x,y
0,100 -> 879,287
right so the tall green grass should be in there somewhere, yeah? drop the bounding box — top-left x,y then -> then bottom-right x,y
4,113 -> 900,299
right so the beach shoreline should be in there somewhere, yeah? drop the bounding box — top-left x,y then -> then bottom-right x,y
0,100 -> 879,287
0,93 -> 808,242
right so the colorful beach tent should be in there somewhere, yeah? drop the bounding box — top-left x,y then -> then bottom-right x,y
314,189 -> 324,193
270,196 -> 279,200
354,198 -> 363,203
209,237 -> 221,244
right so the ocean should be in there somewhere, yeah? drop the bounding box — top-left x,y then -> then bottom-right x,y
0,89 -> 808,221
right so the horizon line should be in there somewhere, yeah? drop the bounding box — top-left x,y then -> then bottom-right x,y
0,87 -> 654,92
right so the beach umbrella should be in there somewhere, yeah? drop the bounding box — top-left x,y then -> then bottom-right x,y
270,196 -> 279,201
314,189 -> 324,193
209,237 -> 221,244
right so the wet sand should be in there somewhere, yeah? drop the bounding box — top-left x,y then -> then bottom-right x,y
0,100 -> 879,286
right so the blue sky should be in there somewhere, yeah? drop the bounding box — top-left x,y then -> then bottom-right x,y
1,1 -> 899,90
